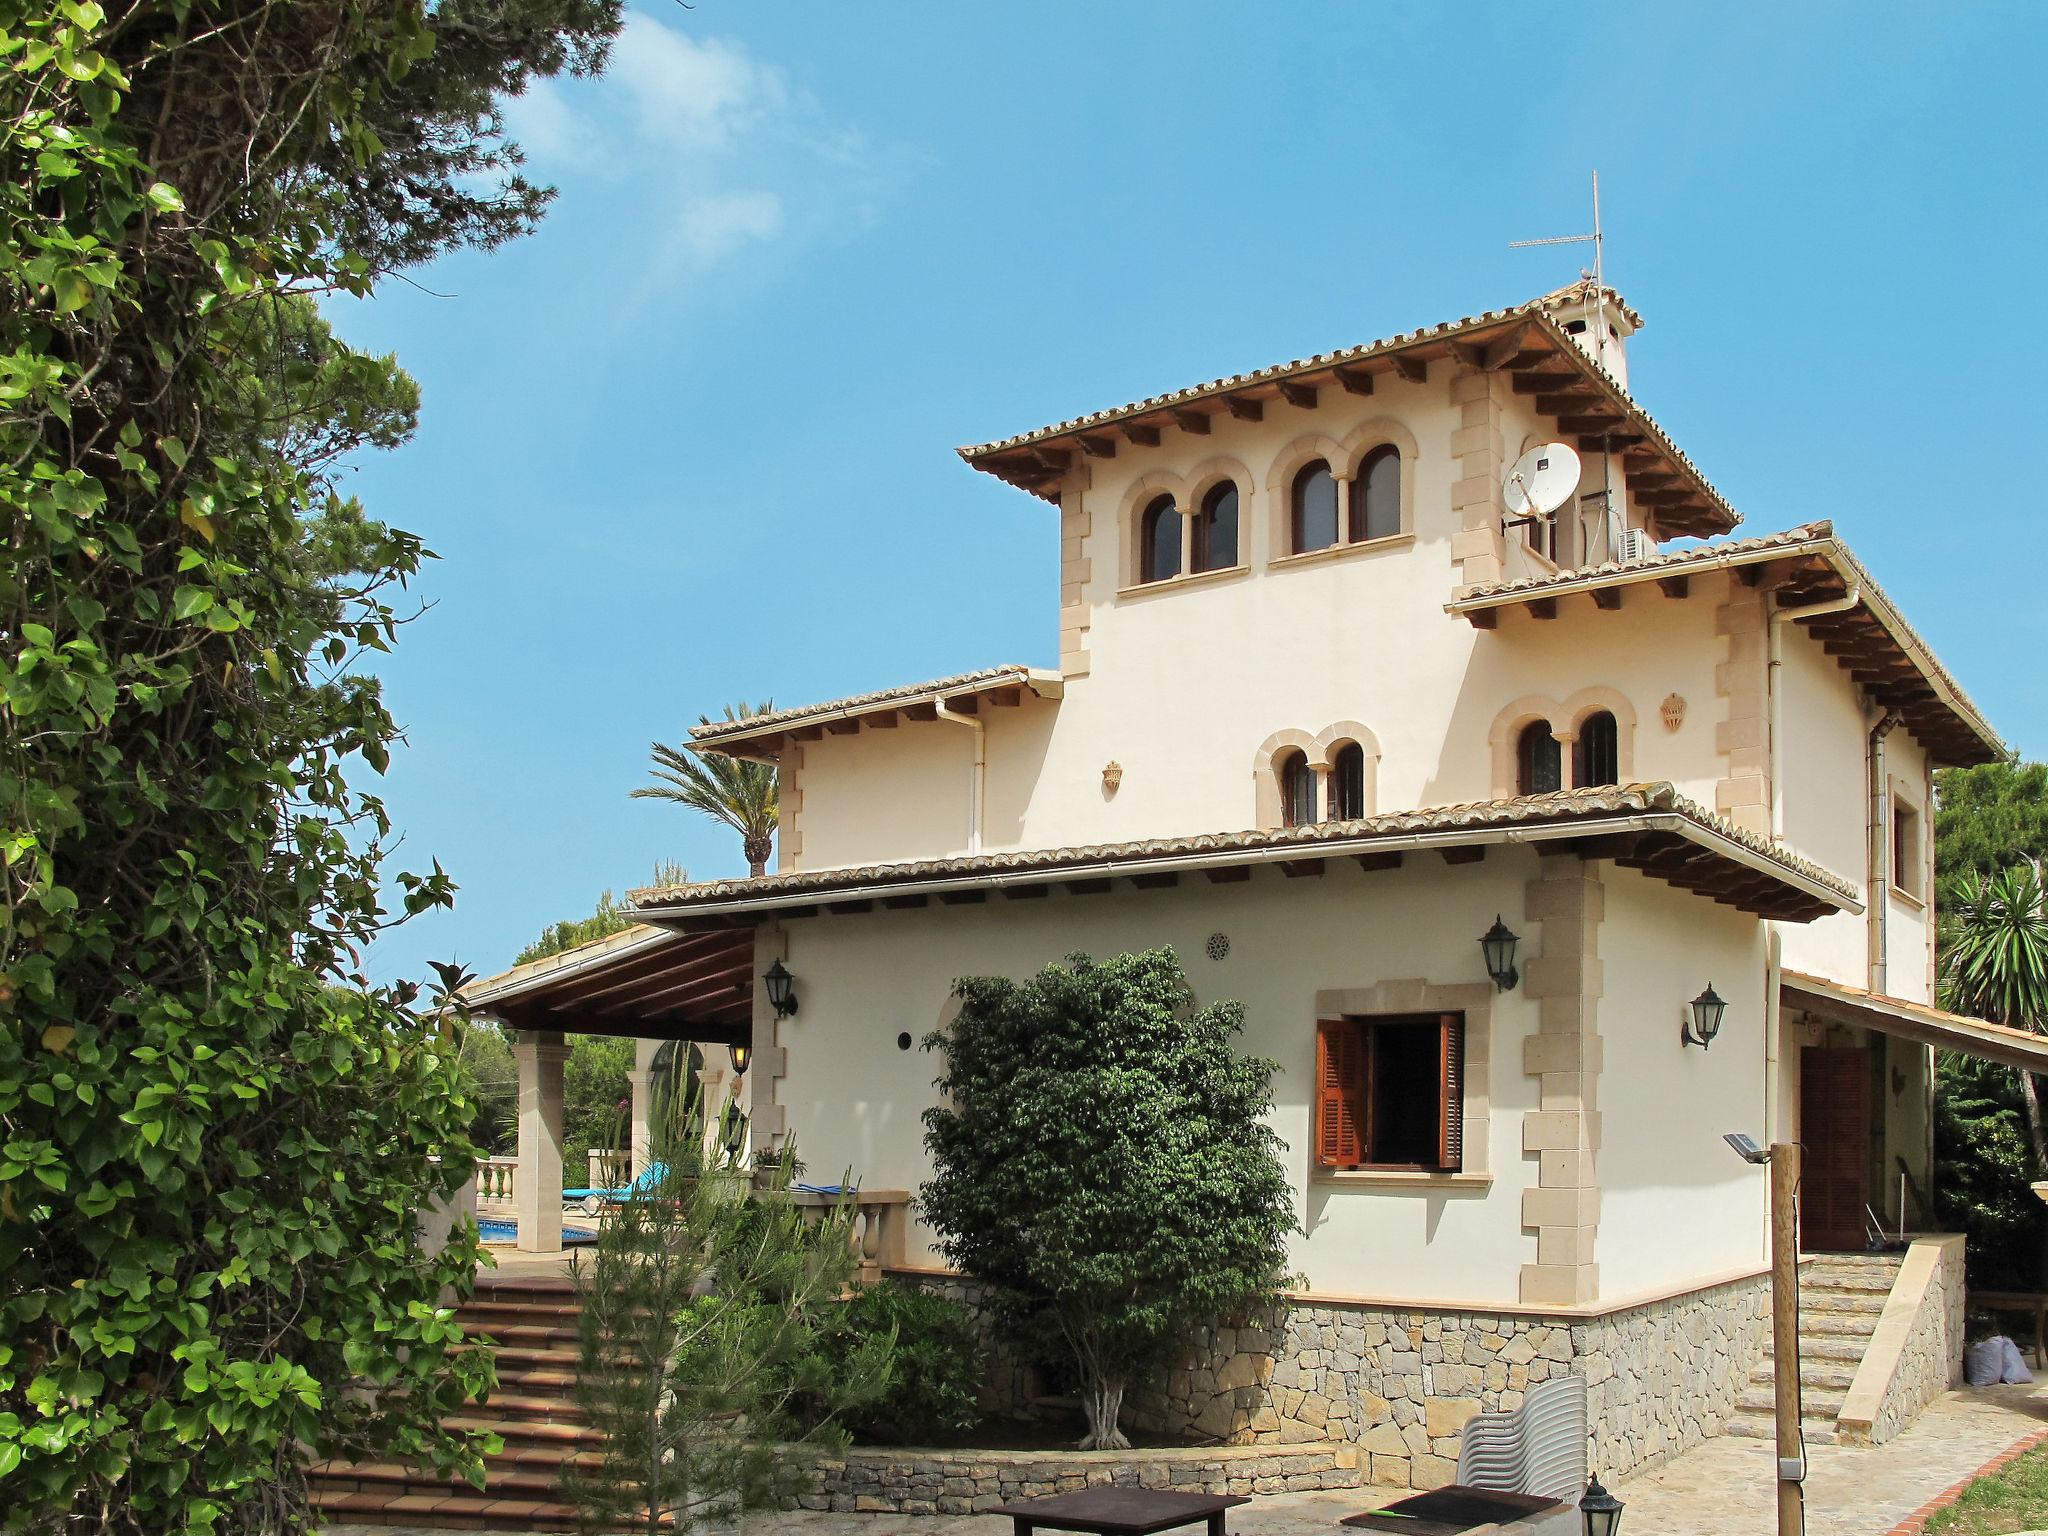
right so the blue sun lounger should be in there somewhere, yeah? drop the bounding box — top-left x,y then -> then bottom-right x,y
563,1160 -> 669,1215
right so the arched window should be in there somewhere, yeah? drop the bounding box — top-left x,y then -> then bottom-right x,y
1291,462 -> 1339,553
1278,750 -> 1317,828
1140,494 -> 1180,584
1329,742 -> 1366,820
1517,722 -> 1561,796
1192,483 -> 1238,573
1352,444 -> 1401,542
1574,711 -> 1619,789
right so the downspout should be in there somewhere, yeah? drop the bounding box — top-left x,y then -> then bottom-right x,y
1866,711 -> 1902,996
1768,586 -> 1862,841
934,700 -> 987,856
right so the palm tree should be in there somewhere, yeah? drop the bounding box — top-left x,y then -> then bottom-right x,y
633,702 -> 779,877
1941,862 -> 2048,1173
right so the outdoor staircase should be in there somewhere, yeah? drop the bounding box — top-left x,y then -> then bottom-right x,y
1725,1252 -> 1904,1447
308,1274 -> 608,1531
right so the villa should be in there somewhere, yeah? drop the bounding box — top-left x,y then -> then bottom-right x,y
464,281 -> 2044,1485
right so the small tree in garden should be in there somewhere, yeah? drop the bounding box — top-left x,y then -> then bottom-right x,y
565,1095 -> 891,1531
920,948 -> 1297,1450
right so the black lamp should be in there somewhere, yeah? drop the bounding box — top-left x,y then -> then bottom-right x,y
1580,1475 -> 1623,1536
1480,916 -> 1521,992
762,960 -> 798,1019
1682,983 -> 1727,1049
730,1042 -> 751,1076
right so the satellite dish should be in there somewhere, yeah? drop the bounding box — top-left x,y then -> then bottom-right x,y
1502,442 -> 1582,520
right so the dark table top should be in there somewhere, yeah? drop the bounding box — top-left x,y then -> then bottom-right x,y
989,1487 -> 1253,1533
1340,1484 -> 1567,1534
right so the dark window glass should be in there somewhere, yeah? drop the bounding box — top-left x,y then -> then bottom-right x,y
1193,483 -> 1239,573
1279,751 -> 1317,827
1518,722 -> 1561,795
1140,494 -> 1180,583
1367,1021 -> 1442,1166
1330,742 -> 1366,820
1353,445 -> 1401,542
1316,1013 -> 1465,1172
1292,462 -> 1339,553
1573,711 -> 1619,788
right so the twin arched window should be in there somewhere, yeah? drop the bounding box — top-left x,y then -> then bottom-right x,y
1278,750 -> 1318,828
1330,742 -> 1366,820
1193,483 -> 1237,573
1277,741 -> 1368,826
1291,446 -> 1402,554
1140,494 -> 1180,584
1516,710 -> 1620,795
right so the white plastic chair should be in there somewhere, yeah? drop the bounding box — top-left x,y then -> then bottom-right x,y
1453,1372 -> 1587,1501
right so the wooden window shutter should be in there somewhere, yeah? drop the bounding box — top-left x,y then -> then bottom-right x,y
1316,1019 -> 1365,1168
1438,1013 -> 1466,1171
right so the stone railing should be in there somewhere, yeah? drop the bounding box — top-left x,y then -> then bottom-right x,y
587,1148 -> 629,1189
475,1157 -> 517,1213
789,1189 -> 909,1285
1837,1234 -> 1966,1445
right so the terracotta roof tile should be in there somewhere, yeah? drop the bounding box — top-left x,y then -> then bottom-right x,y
690,666 -> 1053,744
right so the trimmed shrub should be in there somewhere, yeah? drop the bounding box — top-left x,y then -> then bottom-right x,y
817,1282 -> 983,1445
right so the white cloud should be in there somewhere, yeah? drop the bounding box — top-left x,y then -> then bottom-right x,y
671,190 -> 785,267
609,23 -> 788,151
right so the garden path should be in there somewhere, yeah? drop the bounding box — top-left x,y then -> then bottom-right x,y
320,1383 -> 2048,1536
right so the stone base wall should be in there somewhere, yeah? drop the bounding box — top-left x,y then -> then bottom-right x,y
894,1268 -> 1769,1488
1844,1235 -> 1966,1446
806,1444 -> 1359,1516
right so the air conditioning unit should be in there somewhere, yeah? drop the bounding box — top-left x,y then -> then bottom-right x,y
1618,527 -> 1656,564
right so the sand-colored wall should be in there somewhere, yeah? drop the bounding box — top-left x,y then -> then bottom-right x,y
764,846 -> 1765,1307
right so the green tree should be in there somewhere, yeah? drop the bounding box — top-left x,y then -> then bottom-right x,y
565,1099 -> 890,1531
0,2 -> 622,1530
634,705 -> 779,876
1941,865 -> 2048,1175
920,948 -> 1297,1450
1937,763 -> 2048,886
1934,1051 -> 2045,1291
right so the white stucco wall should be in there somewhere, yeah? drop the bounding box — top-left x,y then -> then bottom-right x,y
1596,867 -> 1771,1297
765,847 -> 1770,1309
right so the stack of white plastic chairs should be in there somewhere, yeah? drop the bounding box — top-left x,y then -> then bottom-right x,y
1454,1373 -> 1588,1503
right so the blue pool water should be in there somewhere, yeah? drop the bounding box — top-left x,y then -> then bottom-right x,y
478,1218 -> 596,1245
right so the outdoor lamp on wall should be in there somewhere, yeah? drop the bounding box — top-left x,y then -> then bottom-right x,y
1479,916 -> 1521,992
763,960 -> 799,1020
729,1042 -> 751,1077
1580,1475 -> 1624,1536
1682,983 -> 1727,1049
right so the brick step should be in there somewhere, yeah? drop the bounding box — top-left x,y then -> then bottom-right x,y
308,1486 -> 588,1530
1724,1411 -> 1839,1447
1734,1385 -> 1846,1420
1804,1273 -> 1896,1296
1801,1291 -> 1887,1317
307,1458 -> 587,1499
448,1416 -> 606,1457
468,1391 -> 591,1427
1747,1360 -> 1859,1392
458,1298 -> 584,1325
1796,1310 -> 1885,1339
1762,1335 -> 1870,1365
467,1322 -> 583,1350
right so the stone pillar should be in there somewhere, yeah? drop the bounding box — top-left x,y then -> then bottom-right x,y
1059,479 -> 1094,679
1448,367 -> 1506,590
1519,864 -> 1604,1306
1716,576 -> 1771,837
749,923 -> 790,1158
628,1036 -> 661,1180
512,1030 -> 571,1254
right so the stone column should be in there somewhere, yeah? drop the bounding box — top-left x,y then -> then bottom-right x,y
1448,367 -> 1506,590
1520,864 -> 1605,1306
628,1036 -> 661,1181
512,1029 -> 571,1254
1716,576 -> 1771,837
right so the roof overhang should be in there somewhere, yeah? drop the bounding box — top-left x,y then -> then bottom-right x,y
629,785 -> 1859,925
1783,971 -> 2048,1073
461,923 -> 754,1042
1447,524 -> 2003,768
957,302 -> 1738,540
691,667 -> 1063,762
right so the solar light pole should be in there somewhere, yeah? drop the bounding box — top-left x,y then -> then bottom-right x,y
1726,1133 -> 1803,1536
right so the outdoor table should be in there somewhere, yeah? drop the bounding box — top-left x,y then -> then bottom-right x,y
1340,1484 -> 1569,1534
988,1487 -> 1250,1536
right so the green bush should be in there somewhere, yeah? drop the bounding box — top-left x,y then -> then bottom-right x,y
815,1282 -> 983,1446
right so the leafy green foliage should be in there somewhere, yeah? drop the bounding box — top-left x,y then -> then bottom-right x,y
565,1093 -> 890,1530
634,705 -> 779,875
0,2 -> 620,1529
809,1282 -> 983,1447
1934,1052 -> 2045,1291
920,948 -> 1297,1450
1937,763 -> 2048,887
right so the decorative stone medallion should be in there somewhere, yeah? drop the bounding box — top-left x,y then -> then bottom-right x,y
1206,932 -> 1231,962
1660,693 -> 1686,731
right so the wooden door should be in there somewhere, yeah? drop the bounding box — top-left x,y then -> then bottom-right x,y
1801,1046 -> 1872,1252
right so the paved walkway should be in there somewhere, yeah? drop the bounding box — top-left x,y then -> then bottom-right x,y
323,1384 -> 2048,1536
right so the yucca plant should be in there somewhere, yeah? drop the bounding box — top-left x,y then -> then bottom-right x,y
633,702 -> 779,876
1942,862 -> 2048,1175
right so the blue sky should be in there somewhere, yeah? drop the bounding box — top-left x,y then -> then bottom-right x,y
333,1 -> 2046,986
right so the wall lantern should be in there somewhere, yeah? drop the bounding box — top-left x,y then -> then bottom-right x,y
1580,1475 -> 1624,1536
1479,916 -> 1521,992
763,960 -> 799,1020
729,1042 -> 751,1077
1682,983 -> 1727,1049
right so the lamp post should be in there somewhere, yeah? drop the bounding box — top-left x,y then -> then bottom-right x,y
1726,1132 -> 1803,1536
1579,1475 -> 1623,1536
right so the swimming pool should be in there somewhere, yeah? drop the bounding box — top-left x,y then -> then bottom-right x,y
477,1218 -> 596,1245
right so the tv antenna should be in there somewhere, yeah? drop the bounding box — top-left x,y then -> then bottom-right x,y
1510,170 -> 1605,335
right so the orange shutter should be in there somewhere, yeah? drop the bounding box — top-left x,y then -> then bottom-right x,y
1438,1014 -> 1466,1172
1316,1019 -> 1365,1168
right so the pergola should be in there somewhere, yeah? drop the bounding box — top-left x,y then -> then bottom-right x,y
463,922 -> 759,1252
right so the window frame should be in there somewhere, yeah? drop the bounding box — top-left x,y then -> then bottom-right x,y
1277,749 -> 1317,828
1517,721 -> 1562,796
1138,493 -> 1181,585
1315,1013 -> 1466,1173
1892,794 -> 1925,901
1350,443 -> 1402,544
1572,710 -> 1620,789
1191,481 -> 1240,574
1329,741 -> 1367,820
1290,460 -> 1340,555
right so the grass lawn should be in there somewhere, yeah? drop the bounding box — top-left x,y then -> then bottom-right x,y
1929,1443 -> 2048,1535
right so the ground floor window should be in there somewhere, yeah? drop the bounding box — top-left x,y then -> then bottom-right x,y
1315,1013 -> 1465,1171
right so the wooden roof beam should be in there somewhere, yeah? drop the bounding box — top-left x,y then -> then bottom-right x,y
1077,435 -> 1117,459
1391,356 -> 1429,385
1512,371 -> 1580,394
1333,365 -> 1376,396
1277,380 -> 1319,409
1171,408 -> 1211,436
1224,395 -> 1264,423
1120,421 -> 1162,447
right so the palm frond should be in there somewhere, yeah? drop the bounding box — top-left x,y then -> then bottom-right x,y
632,701 -> 779,874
